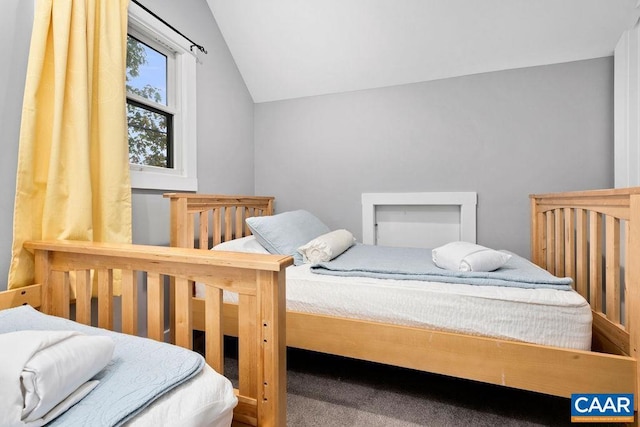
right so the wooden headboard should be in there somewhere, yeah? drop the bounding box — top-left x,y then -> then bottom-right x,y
164,193 -> 274,250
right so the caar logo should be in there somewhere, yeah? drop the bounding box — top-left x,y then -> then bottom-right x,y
571,394 -> 634,423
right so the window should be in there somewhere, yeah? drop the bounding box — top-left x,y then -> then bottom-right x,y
127,3 -> 197,191
126,35 -> 172,168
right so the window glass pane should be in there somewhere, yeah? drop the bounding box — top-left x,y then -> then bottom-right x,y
127,102 -> 172,168
126,35 -> 167,105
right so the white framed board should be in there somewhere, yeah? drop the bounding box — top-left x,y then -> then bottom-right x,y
362,192 -> 477,248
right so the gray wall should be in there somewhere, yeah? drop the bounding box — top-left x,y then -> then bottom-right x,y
0,0 -> 255,290
0,0 -> 33,293
254,58 -> 614,258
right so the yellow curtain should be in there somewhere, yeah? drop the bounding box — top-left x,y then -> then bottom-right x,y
9,0 -> 132,291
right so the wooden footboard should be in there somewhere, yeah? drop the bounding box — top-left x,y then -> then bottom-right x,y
531,187 -> 640,402
1,240 -> 291,427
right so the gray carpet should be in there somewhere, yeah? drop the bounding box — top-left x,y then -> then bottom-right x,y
206,336 -> 614,427
281,349 -> 572,427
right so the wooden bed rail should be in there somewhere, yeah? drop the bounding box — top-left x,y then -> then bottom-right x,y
19,240 -> 291,427
531,187 -> 640,396
164,193 -> 274,249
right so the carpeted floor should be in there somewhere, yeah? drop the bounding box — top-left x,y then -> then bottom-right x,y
205,336 -> 615,427
279,348 -> 574,427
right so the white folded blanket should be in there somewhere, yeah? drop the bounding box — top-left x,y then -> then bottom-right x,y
431,241 -> 512,272
0,330 -> 115,426
298,229 -> 356,263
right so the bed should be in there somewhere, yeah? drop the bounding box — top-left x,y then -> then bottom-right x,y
164,188 -> 640,412
0,240 -> 290,427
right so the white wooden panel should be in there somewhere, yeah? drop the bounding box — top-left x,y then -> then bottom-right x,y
375,205 -> 461,249
615,19 -> 640,187
362,192 -> 477,248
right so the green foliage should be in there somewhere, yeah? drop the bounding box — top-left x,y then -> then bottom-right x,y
126,36 -> 146,80
127,103 -> 168,167
126,36 -> 169,168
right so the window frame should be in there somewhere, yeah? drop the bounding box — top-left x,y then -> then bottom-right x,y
127,2 -> 197,191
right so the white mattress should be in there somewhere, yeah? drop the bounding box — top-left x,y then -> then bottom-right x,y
199,264 -> 592,351
127,364 -> 236,427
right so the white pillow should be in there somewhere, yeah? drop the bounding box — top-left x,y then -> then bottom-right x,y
298,229 -> 356,264
431,241 -> 511,272
245,210 -> 330,265
0,330 -> 114,425
211,235 -> 270,254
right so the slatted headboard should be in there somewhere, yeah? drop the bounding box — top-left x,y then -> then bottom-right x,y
164,193 -> 274,250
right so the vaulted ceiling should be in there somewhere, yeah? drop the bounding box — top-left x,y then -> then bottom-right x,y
207,0 -> 640,103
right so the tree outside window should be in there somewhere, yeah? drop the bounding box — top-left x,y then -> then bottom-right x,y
126,36 -> 172,168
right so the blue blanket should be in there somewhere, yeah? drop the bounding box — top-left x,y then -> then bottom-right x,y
0,305 -> 205,426
310,244 -> 573,290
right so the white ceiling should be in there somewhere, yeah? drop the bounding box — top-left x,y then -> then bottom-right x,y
207,0 -> 640,103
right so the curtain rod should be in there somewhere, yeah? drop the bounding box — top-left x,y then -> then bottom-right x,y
130,0 -> 208,55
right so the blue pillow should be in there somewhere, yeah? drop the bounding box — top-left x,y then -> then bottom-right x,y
245,210 -> 330,265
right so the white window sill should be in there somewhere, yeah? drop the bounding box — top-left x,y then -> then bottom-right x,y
130,169 -> 197,192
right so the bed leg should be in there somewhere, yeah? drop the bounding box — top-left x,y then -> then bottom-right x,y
257,270 -> 286,427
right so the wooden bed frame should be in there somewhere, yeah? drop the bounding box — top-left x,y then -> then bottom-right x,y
0,240 -> 291,427
165,188 -> 640,413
